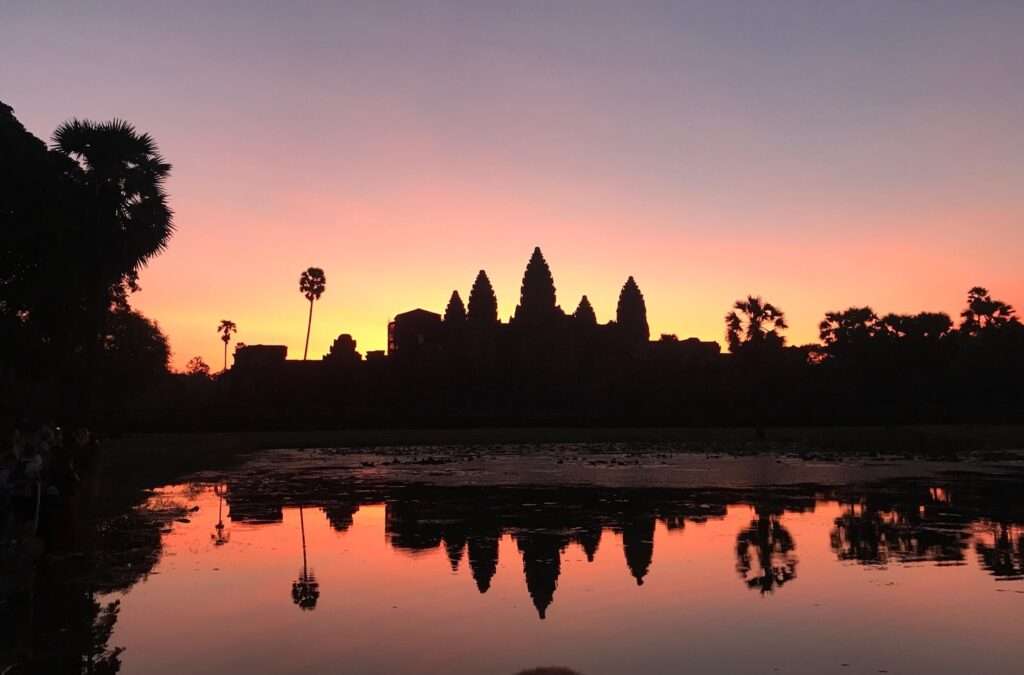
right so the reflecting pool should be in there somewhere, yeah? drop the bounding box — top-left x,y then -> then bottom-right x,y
7,446 -> 1024,674
103,469 -> 1024,674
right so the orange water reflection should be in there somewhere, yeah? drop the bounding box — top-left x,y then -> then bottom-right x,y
99,482 -> 1024,675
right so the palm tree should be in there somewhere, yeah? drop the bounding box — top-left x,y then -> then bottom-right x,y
299,267 -> 326,360
217,320 -> 237,371
291,506 -> 320,610
52,118 -> 174,402
960,286 -> 1017,335
52,118 -> 174,287
725,295 -> 787,353
725,296 -> 788,439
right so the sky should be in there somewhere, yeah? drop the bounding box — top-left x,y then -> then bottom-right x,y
3,1 -> 1022,369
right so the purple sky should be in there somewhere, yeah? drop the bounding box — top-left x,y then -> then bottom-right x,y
3,1 -> 1022,367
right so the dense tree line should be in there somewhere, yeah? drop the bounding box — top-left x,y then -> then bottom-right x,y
0,100 -> 174,425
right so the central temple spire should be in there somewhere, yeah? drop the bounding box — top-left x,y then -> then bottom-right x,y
513,246 -> 558,324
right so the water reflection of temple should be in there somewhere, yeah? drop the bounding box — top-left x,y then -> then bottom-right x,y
215,475 -> 1024,619
374,487 -> 737,617
15,473 -> 1024,672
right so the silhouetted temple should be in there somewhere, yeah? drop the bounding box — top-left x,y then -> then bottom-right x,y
181,247 -> 1024,431
389,309 -> 443,360
226,247 -> 720,426
238,247 -> 717,368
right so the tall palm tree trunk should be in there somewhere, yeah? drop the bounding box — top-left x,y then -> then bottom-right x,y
303,299 -> 314,360
223,341 -> 228,372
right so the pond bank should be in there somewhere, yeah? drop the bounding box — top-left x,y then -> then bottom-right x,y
101,424 -> 1024,496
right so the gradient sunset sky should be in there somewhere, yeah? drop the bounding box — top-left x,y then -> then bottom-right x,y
4,1 -> 1022,369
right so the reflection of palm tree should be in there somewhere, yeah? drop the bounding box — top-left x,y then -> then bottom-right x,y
291,506 -> 320,610
217,319 -> 237,372
299,267 -> 327,360
211,483 -> 230,546
736,508 -> 797,594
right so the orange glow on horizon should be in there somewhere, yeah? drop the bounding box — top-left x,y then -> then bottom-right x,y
6,3 -> 1022,371
132,193 -> 1023,370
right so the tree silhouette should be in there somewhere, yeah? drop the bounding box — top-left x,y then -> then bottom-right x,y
444,290 -> 467,324
514,247 -> 558,324
0,103 -> 186,427
184,356 -> 211,378
725,296 -> 787,353
819,307 -> 880,355
467,270 -> 498,325
299,267 -> 327,360
217,320 -> 237,372
616,276 -> 649,344
53,118 -> 172,360
52,118 -> 174,287
882,312 -> 953,341
0,102 -> 72,338
573,295 -> 597,326
99,309 -> 171,406
291,506 -> 320,610
960,286 -> 1017,335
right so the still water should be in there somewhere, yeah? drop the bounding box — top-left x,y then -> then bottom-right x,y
96,466 -> 1023,675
